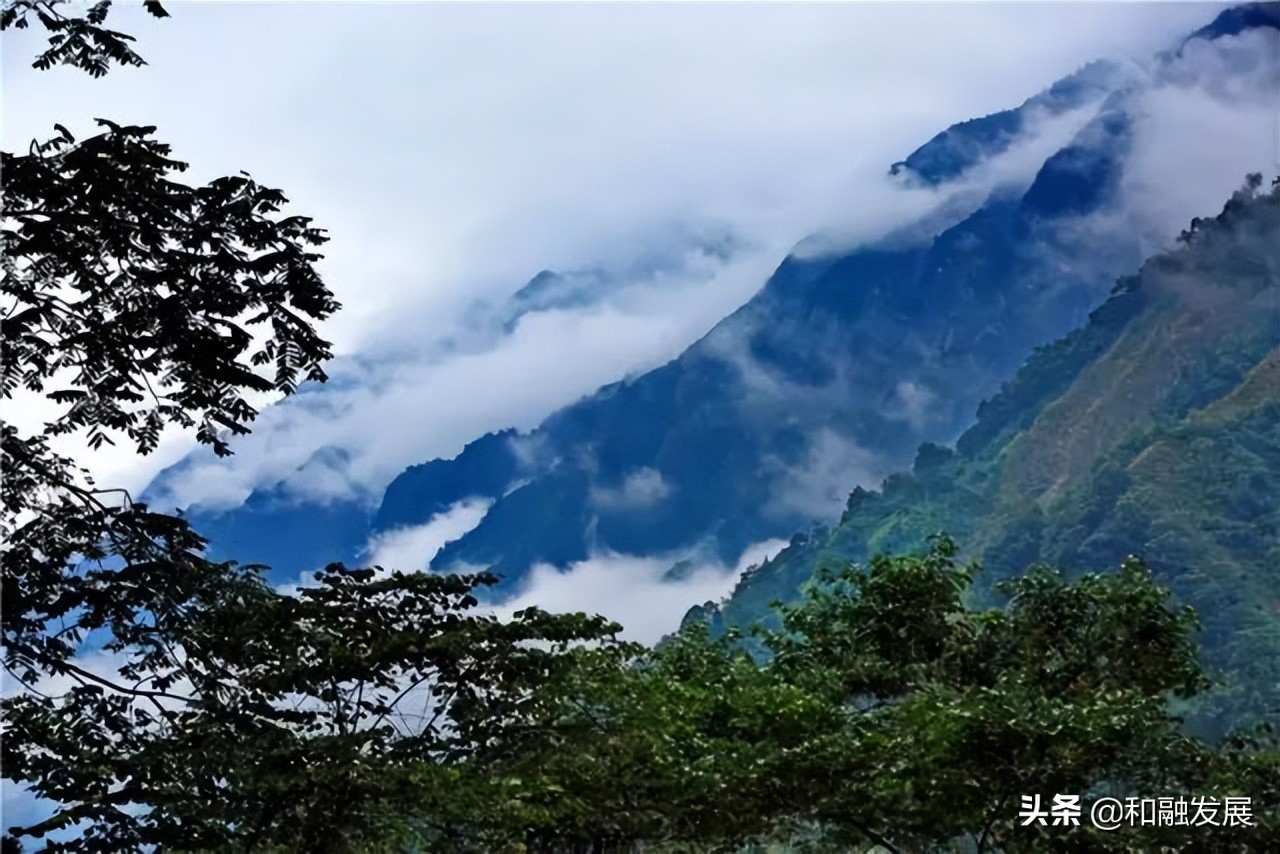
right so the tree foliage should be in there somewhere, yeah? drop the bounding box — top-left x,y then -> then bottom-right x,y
1,4 -> 621,849
3,4 -> 1277,852
4,564 -> 622,850
1,0 -> 168,78
493,538 -> 1278,852
2,0 -> 341,693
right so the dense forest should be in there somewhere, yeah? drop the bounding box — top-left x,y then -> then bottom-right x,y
3,2 -> 1278,851
710,177 -> 1280,738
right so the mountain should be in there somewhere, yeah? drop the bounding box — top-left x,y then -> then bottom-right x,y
888,58 -> 1125,185
155,5 -> 1279,594
374,105 -> 1136,581
706,178 -> 1280,729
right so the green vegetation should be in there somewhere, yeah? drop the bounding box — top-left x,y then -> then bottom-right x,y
718,177 -> 1280,735
286,537 -> 1277,853
9,521 -> 1280,850
4,4 -> 1277,851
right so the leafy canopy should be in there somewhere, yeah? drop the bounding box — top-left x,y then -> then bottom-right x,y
2,5 -> 624,850
3,4 -> 1277,852
496,537 -> 1277,852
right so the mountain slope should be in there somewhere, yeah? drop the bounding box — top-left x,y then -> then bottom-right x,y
709,179 -> 1280,726
158,6 -> 1279,592
385,12 -> 1276,588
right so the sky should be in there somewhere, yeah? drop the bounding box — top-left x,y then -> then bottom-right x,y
2,1 -> 1228,501
6,2 -> 1279,827
6,1 -> 1278,645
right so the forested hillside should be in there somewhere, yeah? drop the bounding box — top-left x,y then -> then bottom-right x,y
163,6 -> 1280,586
6,3 -> 1279,849
710,177 -> 1280,731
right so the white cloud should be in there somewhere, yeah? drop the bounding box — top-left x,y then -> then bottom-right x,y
498,539 -> 790,645
365,498 -> 493,573
767,429 -> 895,522
790,94 -> 1123,261
1,2 -> 1247,512
590,467 -> 673,511
895,380 -> 937,432
150,244 -> 787,511
1118,28 -> 1280,248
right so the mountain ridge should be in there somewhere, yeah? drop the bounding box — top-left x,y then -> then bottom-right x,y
153,5 -> 1279,597
705,177 -> 1280,727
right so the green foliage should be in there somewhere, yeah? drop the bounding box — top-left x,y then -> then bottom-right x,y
475,539 -> 1277,852
0,6 -> 620,850
719,178 -> 1280,733
2,0 -> 342,730
3,562 -> 624,851
4,6 -> 1277,851
3,118 -> 337,457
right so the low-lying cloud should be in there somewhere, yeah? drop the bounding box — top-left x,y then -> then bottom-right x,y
150,243 -> 792,511
497,539 -> 790,645
4,3 -> 1262,523
1119,28 -> 1280,247
590,468 -> 673,511
365,498 -> 494,573
766,430 -> 896,522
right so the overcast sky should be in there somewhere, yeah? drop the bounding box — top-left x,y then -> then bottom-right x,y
9,3 -> 1280,832
3,1 -> 1230,499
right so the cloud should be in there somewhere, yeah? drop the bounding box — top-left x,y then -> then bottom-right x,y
895,381 -> 938,432
590,467 -> 673,511
790,92 -> 1124,261
766,430 -> 896,522
365,498 -> 493,573
2,2 -> 1242,511
497,539 -> 789,645
1118,28 -> 1280,248
150,242 -> 788,511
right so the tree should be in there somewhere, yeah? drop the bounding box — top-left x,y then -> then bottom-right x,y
1,0 -> 171,78
769,540 -> 1279,851
495,538 -> 1278,852
3,0 -> 338,691
2,4 -> 624,849
483,619 -> 845,851
3,560 -> 623,850
6,5 -> 1276,851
